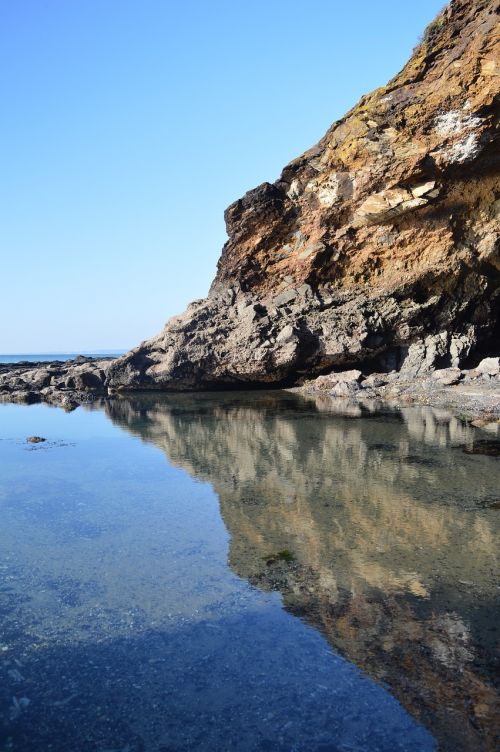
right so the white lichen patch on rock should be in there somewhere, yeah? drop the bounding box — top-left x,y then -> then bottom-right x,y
446,132 -> 481,163
286,179 -> 302,200
434,109 -> 481,137
432,108 -> 483,164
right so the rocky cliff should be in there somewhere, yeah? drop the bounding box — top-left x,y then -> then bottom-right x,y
0,0 -> 498,406
106,0 -> 499,391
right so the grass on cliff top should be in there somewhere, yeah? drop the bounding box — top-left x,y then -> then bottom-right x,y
415,8 -> 447,51
263,549 -> 296,564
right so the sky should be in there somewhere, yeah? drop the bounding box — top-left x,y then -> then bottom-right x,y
0,0 -> 444,353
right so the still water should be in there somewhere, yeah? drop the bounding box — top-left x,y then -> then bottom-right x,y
0,392 -> 498,751
0,353 -> 124,364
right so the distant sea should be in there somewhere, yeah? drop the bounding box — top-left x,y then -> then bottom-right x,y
0,351 -> 125,364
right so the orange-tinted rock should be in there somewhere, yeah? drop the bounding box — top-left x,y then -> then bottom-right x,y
212,0 -> 499,299
106,0 -> 499,392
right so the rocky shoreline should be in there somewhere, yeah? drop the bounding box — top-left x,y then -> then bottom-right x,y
0,356 -> 111,411
294,359 -> 500,429
0,353 -> 498,428
2,1 -> 498,425
72,0 -> 500,406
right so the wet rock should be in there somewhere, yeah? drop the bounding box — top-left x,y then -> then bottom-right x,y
400,334 -> 451,376
0,358 -> 111,409
5,390 -> 41,405
309,370 -> 363,397
329,381 -> 361,397
463,369 -> 482,381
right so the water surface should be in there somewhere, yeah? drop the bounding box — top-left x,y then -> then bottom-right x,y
0,352 -> 124,364
0,393 -> 498,751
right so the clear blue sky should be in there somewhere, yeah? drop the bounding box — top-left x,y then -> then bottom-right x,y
0,0 -> 444,352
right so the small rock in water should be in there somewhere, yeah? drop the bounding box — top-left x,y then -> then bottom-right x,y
27,436 -> 46,443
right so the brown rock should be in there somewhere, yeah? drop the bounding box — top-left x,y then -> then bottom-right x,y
2,1 -> 499,403
106,0 -> 498,394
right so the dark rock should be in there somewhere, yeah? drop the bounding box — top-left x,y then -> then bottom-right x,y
462,440 -> 500,457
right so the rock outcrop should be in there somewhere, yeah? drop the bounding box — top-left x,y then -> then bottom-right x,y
1,0 -> 498,404
105,0 -> 499,392
0,357 -> 109,409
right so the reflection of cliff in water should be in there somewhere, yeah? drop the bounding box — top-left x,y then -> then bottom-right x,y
102,392 -> 499,752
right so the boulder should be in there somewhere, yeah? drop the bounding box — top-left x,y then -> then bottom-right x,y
311,370 -> 363,392
361,373 -> 391,389
432,368 -> 462,386
476,358 -> 500,376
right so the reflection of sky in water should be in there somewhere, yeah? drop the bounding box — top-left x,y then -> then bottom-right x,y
0,394 -> 497,751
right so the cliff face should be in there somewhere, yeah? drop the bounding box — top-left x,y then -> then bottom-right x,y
214,0 -> 499,299
104,0 -> 499,391
107,0 -> 499,391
